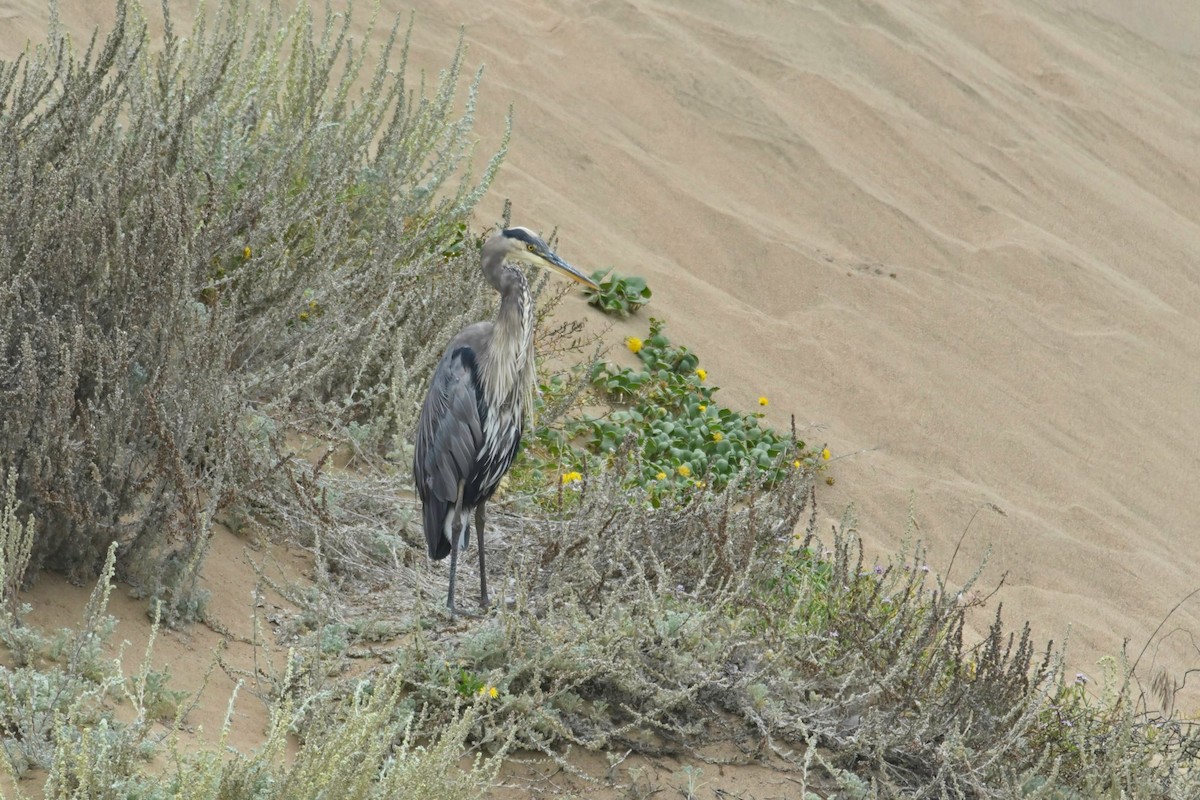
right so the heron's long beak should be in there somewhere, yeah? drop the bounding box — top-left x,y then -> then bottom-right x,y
541,251 -> 599,290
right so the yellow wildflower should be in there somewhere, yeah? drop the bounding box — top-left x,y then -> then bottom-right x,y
561,471 -> 582,485
792,459 -> 801,469
626,336 -> 643,354
655,471 -> 667,481
243,246 -> 252,260
698,404 -> 707,413
821,447 -> 831,461
695,368 -> 707,381
489,686 -> 499,699
694,480 -> 705,489
758,396 -> 769,406
677,464 -> 692,478
712,431 -> 724,442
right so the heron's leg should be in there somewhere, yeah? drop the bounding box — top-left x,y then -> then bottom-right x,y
447,481 -> 466,617
447,537 -> 459,617
475,501 -> 489,609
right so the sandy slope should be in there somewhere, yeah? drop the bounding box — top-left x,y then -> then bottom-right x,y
396,0 -> 1200,696
3,0 -> 1200,720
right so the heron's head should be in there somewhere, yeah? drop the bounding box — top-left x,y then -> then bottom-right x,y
498,226 -> 599,290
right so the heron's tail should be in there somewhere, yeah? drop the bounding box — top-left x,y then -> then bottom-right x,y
424,500 -> 452,561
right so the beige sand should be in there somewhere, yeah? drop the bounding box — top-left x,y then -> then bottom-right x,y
3,0 -> 1200,759
393,0 -> 1200,696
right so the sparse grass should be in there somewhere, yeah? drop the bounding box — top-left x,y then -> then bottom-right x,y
0,537 -> 149,781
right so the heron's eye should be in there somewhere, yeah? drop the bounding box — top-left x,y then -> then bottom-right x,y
526,244 -> 537,252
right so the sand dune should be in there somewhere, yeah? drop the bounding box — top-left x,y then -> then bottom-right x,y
396,0 -> 1200,689
4,0 -> 1200,696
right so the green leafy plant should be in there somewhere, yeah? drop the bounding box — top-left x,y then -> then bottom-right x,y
511,318 -> 827,506
454,667 -> 486,699
584,319 -> 815,497
584,270 -> 652,316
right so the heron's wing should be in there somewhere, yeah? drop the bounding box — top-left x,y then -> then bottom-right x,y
414,340 -> 487,559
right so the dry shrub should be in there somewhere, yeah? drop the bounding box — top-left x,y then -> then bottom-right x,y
377,450 -> 1172,798
0,0 -> 504,606
157,672 -> 503,800
490,458 -> 814,748
381,457 -> 802,749
0,1 -> 244,595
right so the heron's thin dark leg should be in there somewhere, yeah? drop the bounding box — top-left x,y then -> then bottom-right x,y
475,501 -> 489,609
447,481 -> 466,616
447,537 -> 459,616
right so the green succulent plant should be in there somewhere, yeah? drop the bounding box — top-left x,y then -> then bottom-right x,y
584,270 -> 652,316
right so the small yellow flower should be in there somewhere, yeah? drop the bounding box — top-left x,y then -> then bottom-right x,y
242,246 -> 252,260
698,404 -> 707,413
821,447 -> 831,461
694,480 -> 705,489
677,464 -> 692,478
711,431 -> 724,442
561,471 -> 582,485
792,459 -> 801,469
655,471 -> 667,481
488,686 -> 499,699
626,336 -> 643,354
758,396 -> 769,406
695,368 -> 707,382
298,311 -> 309,322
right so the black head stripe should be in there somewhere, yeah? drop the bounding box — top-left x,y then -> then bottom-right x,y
502,226 -> 545,249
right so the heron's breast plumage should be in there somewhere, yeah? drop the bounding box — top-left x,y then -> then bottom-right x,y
472,278 -> 535,500
473,399 -> 523,500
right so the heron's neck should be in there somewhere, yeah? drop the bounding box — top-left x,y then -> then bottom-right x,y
483,266 -> 536,410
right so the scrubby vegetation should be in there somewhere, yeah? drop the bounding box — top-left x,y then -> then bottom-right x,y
584,270 -> 652,317
584,318 -> 817,493
0,0 -> 505,615
3,1 -> 1200,798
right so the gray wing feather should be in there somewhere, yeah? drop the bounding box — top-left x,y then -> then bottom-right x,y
414,326 -> 490,560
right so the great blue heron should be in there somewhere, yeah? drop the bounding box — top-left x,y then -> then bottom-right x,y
413,226 -> 598,616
